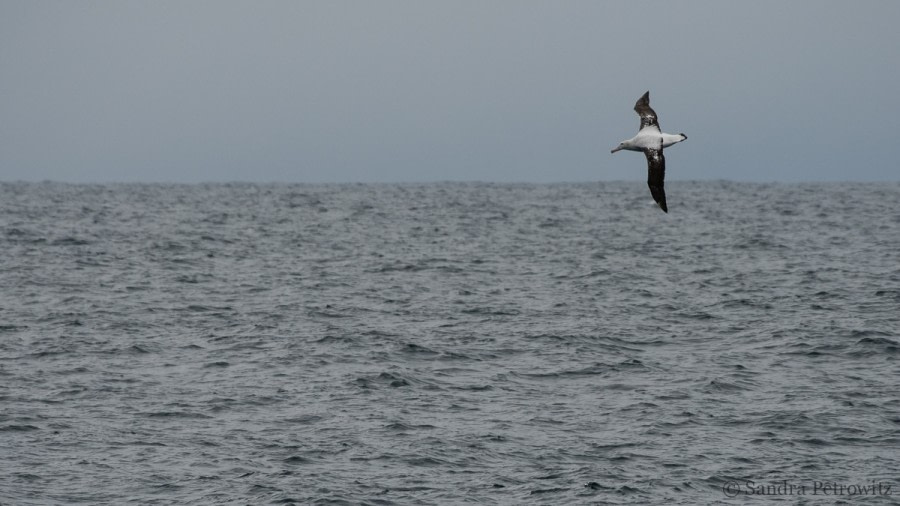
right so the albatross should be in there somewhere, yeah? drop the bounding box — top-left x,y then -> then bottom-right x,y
611,91 -> 687,213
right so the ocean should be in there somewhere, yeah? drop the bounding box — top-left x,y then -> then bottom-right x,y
2,181 -> 899,504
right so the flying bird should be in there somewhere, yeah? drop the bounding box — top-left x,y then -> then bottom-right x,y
611,91 -> 687,213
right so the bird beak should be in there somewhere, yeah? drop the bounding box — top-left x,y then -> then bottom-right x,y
611,146 -> 622,153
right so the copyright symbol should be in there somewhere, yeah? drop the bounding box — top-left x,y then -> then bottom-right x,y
722,481 -> 741,497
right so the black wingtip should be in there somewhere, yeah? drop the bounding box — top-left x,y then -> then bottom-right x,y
635,91 -> 651,110
680,133 -> 687,140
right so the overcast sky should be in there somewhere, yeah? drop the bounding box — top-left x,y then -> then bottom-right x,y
2,1 -> 899,183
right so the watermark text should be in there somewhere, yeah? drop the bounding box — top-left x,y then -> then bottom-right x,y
722,479 -> 892,498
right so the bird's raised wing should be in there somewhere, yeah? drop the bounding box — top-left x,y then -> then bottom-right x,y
634,91 -> 660,132
644,148 -> 667,213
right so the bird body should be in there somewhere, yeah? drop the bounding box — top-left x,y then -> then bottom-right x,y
612,128 -> 686,152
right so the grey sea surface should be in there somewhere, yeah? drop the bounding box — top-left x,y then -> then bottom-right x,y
2,181 -> 899,505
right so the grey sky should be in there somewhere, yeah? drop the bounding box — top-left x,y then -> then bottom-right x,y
2,1 -> 899,183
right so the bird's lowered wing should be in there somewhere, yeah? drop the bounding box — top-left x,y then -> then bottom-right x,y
644,148 -> 667,213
